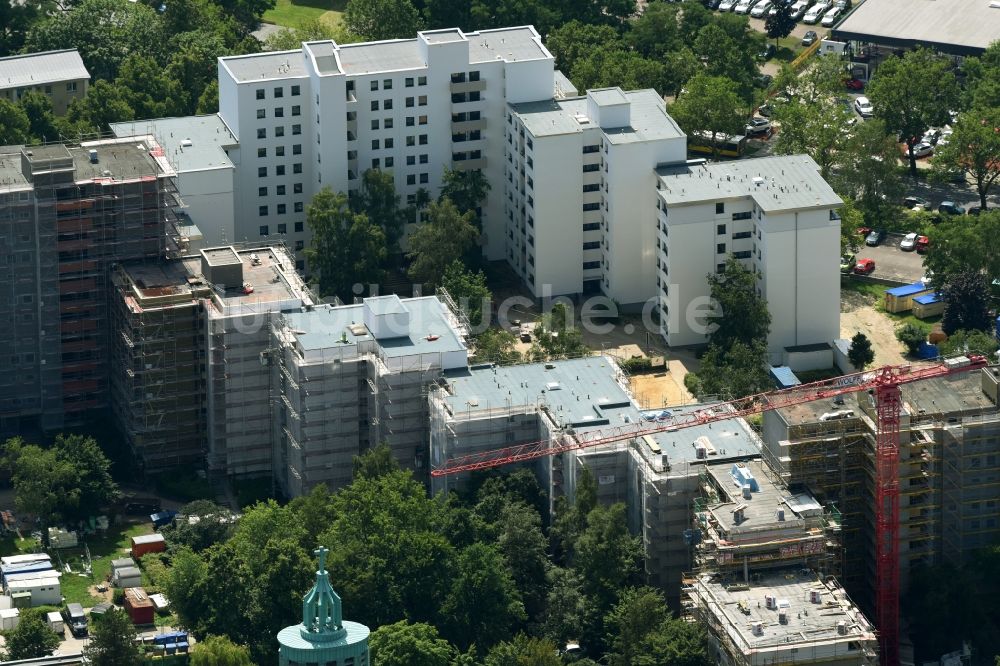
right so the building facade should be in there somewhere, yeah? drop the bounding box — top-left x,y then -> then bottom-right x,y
0,50 -> 90,116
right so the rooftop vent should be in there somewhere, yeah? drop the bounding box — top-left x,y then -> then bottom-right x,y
180,138 -> 193,148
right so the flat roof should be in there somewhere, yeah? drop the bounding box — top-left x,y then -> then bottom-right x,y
913,293 -> 941,305
770,366 -> 801,388
510,89 -> 685,143
440,357 -> 761,465
691,569 -> 876,654
119,260 -> 207,303
886,282 -> 932,297
705,459 -> 807,530
202,246 -> 241,266
222,51 -> 307,83
553,70 -> 578,98
0,148 -> 31,191
283,296 -> 467,358
657,155 -> 842,213
833,0 -> 1000,55
588,87 -> 629,106
0,49 -> 90,90
71,139 -> 168,182
422,28 -> 466,44
181,246 -> 311,313
337,40 -> 426,74
110,115 -> 236,173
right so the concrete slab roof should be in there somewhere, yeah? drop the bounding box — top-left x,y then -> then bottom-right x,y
657,155 -> 842,213
110,115 -> 236,173
222,51 -> 307,83
833,0 -> 1000,55
0,49 -> 89,90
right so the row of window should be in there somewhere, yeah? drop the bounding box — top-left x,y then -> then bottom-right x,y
259,184 -> 304,196
370,76 -> 428,91
255,85 -> 300,100
257,125 -> 302,139
259,202 -> 304,216
257,164 -> 303,177
257,106 -> 300,119
258,145 -> 302,158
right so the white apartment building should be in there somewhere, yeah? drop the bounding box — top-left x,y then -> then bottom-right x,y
216,26 -> 557,272
506,88 -> 686,304
655,155 -> 843,354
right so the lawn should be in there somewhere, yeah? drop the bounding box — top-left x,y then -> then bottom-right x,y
841,277 -> 941,329
262,0 -> 345,30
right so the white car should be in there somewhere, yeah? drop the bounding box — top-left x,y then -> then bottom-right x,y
789,0 -> 809,18
937,127 -> 953,147
734,0 -> 756,14
911,141 -> 934,158
899,233 -> 918,251
820,6 -> 841,25
803,0 -> 829,22
719,0 -> 739,10
751,0 -> 772,16
854,96 -> 874,117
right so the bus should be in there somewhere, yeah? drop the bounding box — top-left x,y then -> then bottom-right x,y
687,131 -> 747,159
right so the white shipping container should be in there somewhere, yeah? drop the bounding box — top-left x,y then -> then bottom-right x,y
0,608 -> 20,630
46,611 -> 64,634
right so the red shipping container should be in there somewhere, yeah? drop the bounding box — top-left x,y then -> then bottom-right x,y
130,533 -> 166,559
124,587 -> 154,625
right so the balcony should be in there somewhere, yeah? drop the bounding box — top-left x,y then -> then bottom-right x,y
452,118 -> 487,133
450,79 -> 486,94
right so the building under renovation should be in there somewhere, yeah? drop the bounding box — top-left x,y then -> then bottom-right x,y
0,138 -> 183,434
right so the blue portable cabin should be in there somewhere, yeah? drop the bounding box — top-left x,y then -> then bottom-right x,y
884,281 -> 934,313
769,365 -> 801,389
912,292 -> 945,319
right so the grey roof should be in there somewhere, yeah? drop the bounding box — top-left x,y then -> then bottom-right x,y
337,40 -> 426,75
422,28 -> 466,44
589,87 -> 629,106
467,26 -> 551,63
510,89 -> 685,143
0,49 -> 89,90
221,51 -> 306,83
553,70 -> 578,99
110,115 -> 236,173
833,0 -> 1000,54
657,155 -> 842,213
441,357 -> 761,465
283,296 -> 467,358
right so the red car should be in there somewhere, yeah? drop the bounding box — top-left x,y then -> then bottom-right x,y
854,258 -> 876,275
916,236 -> 930,253
858,226 -> 872,238
845,78 -> 865,91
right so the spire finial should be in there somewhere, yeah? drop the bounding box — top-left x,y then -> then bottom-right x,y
315,546 -> 328,573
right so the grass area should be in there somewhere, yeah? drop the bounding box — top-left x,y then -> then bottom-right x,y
772,36 -> 806,63
153,470 -> 215,504
841,277 -> 942,329
262,0 -> 345,30
56,523 -> 154,606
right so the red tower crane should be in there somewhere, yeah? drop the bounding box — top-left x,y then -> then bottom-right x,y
431,354 -> 990,666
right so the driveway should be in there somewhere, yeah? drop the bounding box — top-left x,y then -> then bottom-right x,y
853,233 -> 927,283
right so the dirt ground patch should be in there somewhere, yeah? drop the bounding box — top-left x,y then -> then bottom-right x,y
630,360 -> 698,409
840,291 -> 908,368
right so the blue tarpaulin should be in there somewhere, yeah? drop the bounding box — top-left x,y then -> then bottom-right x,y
770,366 -> 801,389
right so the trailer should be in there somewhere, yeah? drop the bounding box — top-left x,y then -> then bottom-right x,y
124,587 -> 154,625
130,533 -> 166,558
7,574 -> 62,607
112,566 -> 142,588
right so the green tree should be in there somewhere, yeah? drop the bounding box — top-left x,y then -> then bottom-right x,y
541,568 -> 590,649
764,2 -> 795,47
441,260 -> 491,328
189,635 -> 254,666
469,0 -> 562,35
0,99 -> 31,145
924,211 -> 1000,287
0,0 -> 47,56
2,609 -> 59,660
352,442 -> 400,481
573,504 -> 643,622
963,41 -> 1000,109
370,621 -> 457,666
866,48 -> 960,175
83,608 -> 142,666
305,187 -> 387,300
932,107 -> 1000,210
546,21 -> 622,74
117,53 -> 189,119
707,257 -> 771,349
604,587 -> 669,666
639,617 -> 711,666
692,20 -> 760,101
344,0 -> 423,41
847,332 -> 875,371
196,81 -> 220,114
423,0 -> 473,30
570,49 -> 668,98
530,302 -> 589,360
216,0 -> 275,36
939,329 -> 1000,358
471,328 -> 521,364
406,199 -> 479,287
941,272 -> 992,335
686,341 -> 770,400
354,169 -> 408,253
483,634 -> 562,666
896,322 -> 930,356
161,500 -> 235,552
441,542 -> 526,652
836,197 -> 864,254
837,119 -> 905,227
628,3 -> 683,59
264,19 -> 357,51
669,75 -> 746,159
439,168 -> 491,223
71,80 -> 135,131
18,91 -> 59,143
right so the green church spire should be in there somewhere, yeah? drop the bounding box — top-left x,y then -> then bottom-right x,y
300,547 -> 345,641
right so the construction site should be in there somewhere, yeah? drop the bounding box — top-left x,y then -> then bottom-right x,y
0,137 -> 184,435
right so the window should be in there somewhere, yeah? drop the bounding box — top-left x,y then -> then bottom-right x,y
406,155 -> 415,166
372,158 -> 381,169
405,77 -> 414,87
733,231 -> 752,239
371,119 -> 380,130
275,107 -> 284,118
274,86 -> 283,98
583,145 -> 599,154
370,80 -> 379,91
717,224 -> 726,235
716,203 -> 725,214
275,126 -> 284,137
66,82 -> 77,92
292,124 -> 302,135
258,166 -> 267,177
294,183 -> 303,194
276,165 -> 285,176
716,243 -> 726,254
257,128 -> 266,139
384,99 -> 393,110
259,225 -> 269,235
582,164 -> 599,173
371,100 -> 379,111
293,163 -> 302,174
583,184 -> 600,192
277,204 -> 286,214
256,89 -> 265,100
419,154 -> 428,164
275,146 -> 285,157
418,76 -> 427,85
347,111 -> 356,121
406,136 -> 415,146
732,211 -> 752,221
583,203 -> 600,211
291,85 -> 300,96
257,147 -> 267,158
291,105 -> 300,116
257,108 -> 266,119
258,187 -> 267,196
583,222 -> 601,231
406,116 -> 415,126
383,78 -> 392,89
733,250 -> 752,259
372,139 -> 380,150
278,223 -> 287,234
407,174 -> 416,185
583,241 -> 600,250
294,202 -> 304,212
295,240 -> 304,250
406,97 -> 415,108
419,173 -> 428,184
293,144 -> 302,155
419,134 -> 428,145
277,185 -> 286,195
469,91 -> 480,102
296,259 -> 305,271
583,261 -> 601,270
451,72 -> 466,83
418,95 -> 427,106
419,115 -> 428,125
385,138 -> 394,149
469,70 -> 480,81
385,118 -> 393,129
385,156 -> 394,167
294,221 -> 304,232
259,206 -> 268,216
717,263 -> 726,273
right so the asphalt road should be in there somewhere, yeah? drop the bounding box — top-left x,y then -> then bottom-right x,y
853,232 -> 927,283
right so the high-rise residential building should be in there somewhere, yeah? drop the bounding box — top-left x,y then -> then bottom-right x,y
655,155 -> 843,354
0,49 -> 90,115
0,138 -> 182,434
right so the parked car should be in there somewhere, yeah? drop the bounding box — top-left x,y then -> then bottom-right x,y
758,43 -> 776,60
803,2 -> 829,23
719,0 -> 739,11
745,117 -> 772,136
854,96 -> 874,117
734,0 -> 756,13
62,603 -> 88,638
968,205 -> 995,216
921,127 -> 941,144
854,258 -> 876,275
858,225 -> 872,238
758,102 -> 775,117
801,30 -> 819,45
903,195 -> 931,210
755,74 -> 774,88
751,0 -> 772,16
840,253 -> 857,274
844,77 -> 864,90
938,201 -> 966,215
899,233 -> 918,251
916,235 -> 930,253
910,141 -> 934,158
865,228 -> 886,246
821,7 -> 841,25
790,0 -> 810,17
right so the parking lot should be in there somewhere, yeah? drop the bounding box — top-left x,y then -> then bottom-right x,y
853,232 -> 926,283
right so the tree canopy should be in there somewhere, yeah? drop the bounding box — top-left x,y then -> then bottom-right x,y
406,199 -> 480,287
2,609 -> 59,661
932,106 -> 1000,209
83,608 -> 142,666
670,75 -> 746,159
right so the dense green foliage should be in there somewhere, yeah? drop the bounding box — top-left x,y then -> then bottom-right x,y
1,609 -> 59,661
847,332 -> 875,371
940,272 -> 993,336
83,609 -> 143,666
189,635 -> 255,666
